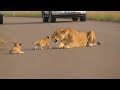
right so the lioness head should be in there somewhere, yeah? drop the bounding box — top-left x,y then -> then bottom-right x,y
50,28 -> 65,43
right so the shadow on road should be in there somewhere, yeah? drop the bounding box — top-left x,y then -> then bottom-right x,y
23,47 -> 65,52
3,22 -> 43,25
2,21 -> 77,25
23,48 -> 34,51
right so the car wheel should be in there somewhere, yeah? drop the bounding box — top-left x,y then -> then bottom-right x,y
48,12 -> 56,23
0,14 -> 3,24
72,17 -> 78,21
42,12 -> 49,22
80,14 -> 86,21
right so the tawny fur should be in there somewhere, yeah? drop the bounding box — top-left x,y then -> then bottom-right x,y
51,28 -> 101,49
9,42 -> 24,54
32,36 -> 51,50
87,30 -> 101,47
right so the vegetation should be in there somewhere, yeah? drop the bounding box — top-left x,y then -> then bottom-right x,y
3,11 -> 41,18
87,11 -> 120,22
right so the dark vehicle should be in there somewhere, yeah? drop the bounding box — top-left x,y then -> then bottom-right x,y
0,11 -> 3,24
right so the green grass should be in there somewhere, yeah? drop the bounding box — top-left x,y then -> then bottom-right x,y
3,11 -> 120,22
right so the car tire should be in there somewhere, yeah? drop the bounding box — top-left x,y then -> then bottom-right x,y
42,12 -> 49,22
72,17 -> 78,21
48,12 -> 56,23
0,14 -> 3,24
43,16 -> 49,22
80,14 -> 86,21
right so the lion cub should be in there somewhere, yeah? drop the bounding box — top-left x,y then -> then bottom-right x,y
32,36 -> 52,50
9,42 -> 24,54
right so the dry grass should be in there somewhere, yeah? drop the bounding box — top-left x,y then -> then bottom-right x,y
87,11 -> 120,22
3,11 -> 41,17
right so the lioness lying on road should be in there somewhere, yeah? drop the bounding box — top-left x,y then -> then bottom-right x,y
50,28 -> 101,49
9,42 -> 24,54
32,36 -> 52,50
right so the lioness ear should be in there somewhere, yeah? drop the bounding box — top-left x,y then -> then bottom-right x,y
56,28 -> 64,32
61,30 -> 66,34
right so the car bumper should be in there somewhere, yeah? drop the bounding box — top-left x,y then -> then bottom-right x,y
53,14 -> 86,18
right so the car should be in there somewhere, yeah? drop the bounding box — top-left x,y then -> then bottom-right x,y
0,11 -> 3,24
42,11 -> 87,23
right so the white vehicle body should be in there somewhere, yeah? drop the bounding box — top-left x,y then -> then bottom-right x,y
42,11 -> 87,23
43,11 -> 86,15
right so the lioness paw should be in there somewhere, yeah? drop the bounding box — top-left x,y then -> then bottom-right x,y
64,45 -> 71,49
21,51 -> 24,53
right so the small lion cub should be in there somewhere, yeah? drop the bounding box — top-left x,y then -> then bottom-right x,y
9,42 -> 24,54
32,36 -> 52,50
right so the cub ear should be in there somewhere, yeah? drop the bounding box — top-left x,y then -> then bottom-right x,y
46,36 -> 50,39
19,43 -> 22,46
14,42 -> 16,46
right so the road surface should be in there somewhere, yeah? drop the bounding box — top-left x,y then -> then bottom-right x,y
0,17 -> 120,79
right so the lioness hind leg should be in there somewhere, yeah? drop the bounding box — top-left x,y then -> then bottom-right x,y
87,30 -> 96,47
89,35 -> 97,46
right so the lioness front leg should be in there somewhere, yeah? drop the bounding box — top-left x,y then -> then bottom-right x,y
56,42 -> 65,49
63,42 -> 78,49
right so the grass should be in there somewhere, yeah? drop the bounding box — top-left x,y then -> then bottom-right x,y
87,11 -> 120,22
3,11 -> 120,22
3,11 -> 42,18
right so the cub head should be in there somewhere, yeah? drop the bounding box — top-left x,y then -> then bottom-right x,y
14,42 -> 22,47
46,36 -> 52,42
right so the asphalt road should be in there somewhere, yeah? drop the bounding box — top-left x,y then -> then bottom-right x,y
0,17 -> 120,79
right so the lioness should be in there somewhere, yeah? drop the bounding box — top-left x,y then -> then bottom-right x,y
9,42 -> 24,54
32,36 -> 52,50
51,28 -> 101,49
